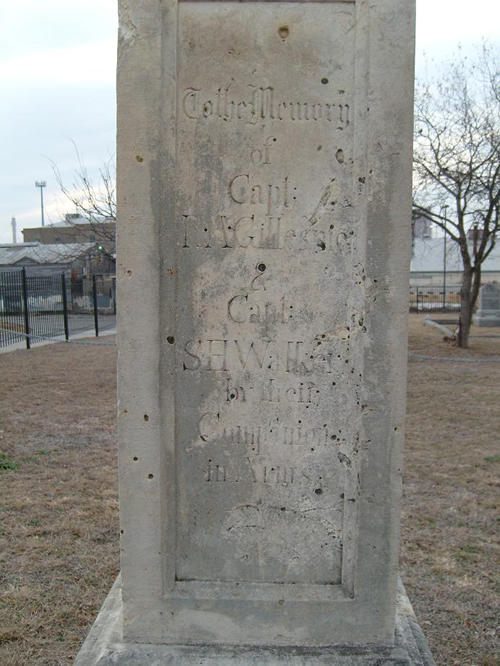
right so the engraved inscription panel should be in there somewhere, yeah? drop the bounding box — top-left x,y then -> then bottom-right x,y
173,2 -> 361,584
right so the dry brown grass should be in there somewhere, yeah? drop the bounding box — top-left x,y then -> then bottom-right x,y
0,318 -> 498,664
0,340 -> 118,665
403,315 -> 500,665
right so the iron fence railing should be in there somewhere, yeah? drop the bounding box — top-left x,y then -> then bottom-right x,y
0,270 -> 25,346
0,269 -> 116,349
0,272 -> 468,349
409,285 -> 461,312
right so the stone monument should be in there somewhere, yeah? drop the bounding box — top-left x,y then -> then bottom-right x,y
473,282 -> 500,327
76,0 -> 435,663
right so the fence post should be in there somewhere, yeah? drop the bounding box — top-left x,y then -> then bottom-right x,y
21,267 -> 30,350
61,273 -> 69,341
416,286 -> 419,312
92,274 -> 99,337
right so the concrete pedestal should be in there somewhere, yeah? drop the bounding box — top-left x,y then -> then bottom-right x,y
473,310 -> 500,327
75,577 -> 435,666
104,1 -> 427,663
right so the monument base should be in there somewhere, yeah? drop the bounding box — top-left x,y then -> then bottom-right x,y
75,576 -> 435,666
473,310 -> 500,327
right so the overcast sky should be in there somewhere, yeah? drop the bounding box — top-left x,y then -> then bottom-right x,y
0,0 -> 499,243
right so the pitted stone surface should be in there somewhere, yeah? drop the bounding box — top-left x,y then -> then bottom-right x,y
108,0 -> 417,654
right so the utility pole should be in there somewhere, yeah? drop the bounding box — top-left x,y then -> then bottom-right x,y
35,180 -> 47,227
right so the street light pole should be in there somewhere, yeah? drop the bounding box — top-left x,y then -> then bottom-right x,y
35,181 -> 47,227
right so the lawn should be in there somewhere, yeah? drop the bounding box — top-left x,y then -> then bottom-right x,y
0,316 -> 498,664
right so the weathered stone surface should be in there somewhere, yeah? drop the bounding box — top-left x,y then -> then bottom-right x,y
473,282 -> 500,326
110,0 -> 416,655
75,577 -> 436,665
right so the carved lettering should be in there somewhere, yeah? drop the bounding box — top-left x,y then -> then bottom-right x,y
227,294 -> 289,325
261,378 -> 320,405
182,338 -> 350,374
229,174 -> 296,214
207,339 -> 229,371
226,379 -> 248,402
181,213 -> 355,252
250,136 -> 276,166
205,461 -> 227,482
205,460 -> 297,484
181,84 -> 351,129
228,426 -> 261,454
234,339 -> 273,370
199,415 -> 343,451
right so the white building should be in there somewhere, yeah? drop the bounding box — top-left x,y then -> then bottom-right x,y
410,237 -> 500,287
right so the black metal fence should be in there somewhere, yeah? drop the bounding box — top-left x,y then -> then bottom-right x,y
409,285 -> 461,312
0,269 -> 116,349
2,271 -> 465,348
0,270 -> 26,347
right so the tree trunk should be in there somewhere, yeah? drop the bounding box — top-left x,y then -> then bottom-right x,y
458,267 -> 473,348
471,265 -> 482,313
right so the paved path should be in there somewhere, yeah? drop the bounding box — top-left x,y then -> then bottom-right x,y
67,314 -> 116,335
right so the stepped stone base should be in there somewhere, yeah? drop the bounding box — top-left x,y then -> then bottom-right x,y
473,310 -> 500,327
75,577 -> 435,665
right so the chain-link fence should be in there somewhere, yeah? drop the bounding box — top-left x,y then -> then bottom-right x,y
0,269 -> 116,349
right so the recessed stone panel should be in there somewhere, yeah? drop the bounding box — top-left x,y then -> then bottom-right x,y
174,1 -> 358,587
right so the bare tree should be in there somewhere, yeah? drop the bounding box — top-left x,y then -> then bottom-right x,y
51,144 -> 116,262
413,43 -> 499,347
